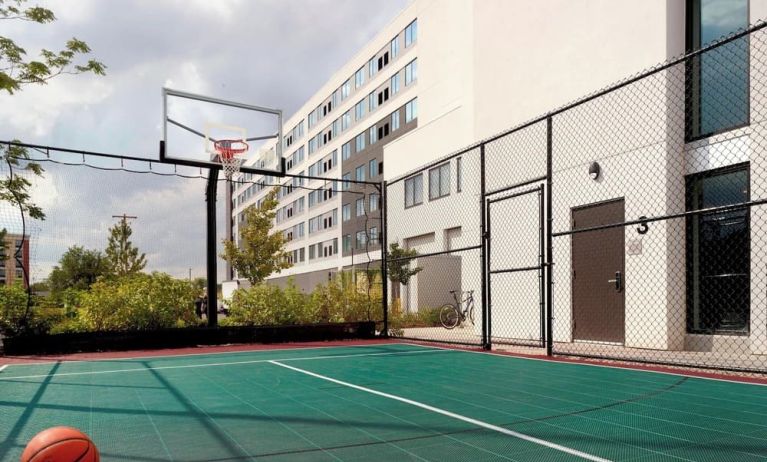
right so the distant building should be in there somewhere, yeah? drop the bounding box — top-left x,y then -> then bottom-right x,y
1,234 -> 29,288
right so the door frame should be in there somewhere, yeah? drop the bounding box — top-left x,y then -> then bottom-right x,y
570,197 -> 626,344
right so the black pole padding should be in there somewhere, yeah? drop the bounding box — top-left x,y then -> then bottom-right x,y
480,144 -> 490,350
381,182 -> 389,338
206,168 -> 219,327
545,116 -> 554,356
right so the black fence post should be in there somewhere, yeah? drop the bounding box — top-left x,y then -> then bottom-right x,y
381,181 -> 389,338
206,168 -> 219,327
480,143 -> 490,350
545,116 -> 554,356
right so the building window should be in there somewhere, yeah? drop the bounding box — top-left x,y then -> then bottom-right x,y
369,227 -> 378,244
355,67 -> 365,88
356,165 -> 366,182
369,126 -> 378,144
369,91 -> 378,112
343,234 -> 352,252
686,163 -> 750,334
341,173 -> 351,191
391,74 -> 400,95
404,174 -> 423,208
429,163 -> 450,200
342,111 -> 351,131
405,19 -> 417,47
391,37 -> 399,58
368,57 -> 377,78
343,204 -> 351,222
369,193 -> 379,212
369,159 -> 379,177
342,142 -> 351,161
342,79 -> 351,100
355,99 -> 365,121
456,157 -> 462,193
355,133 -> 366,152
356,198 -> 365,216
686,0 -> 748,140
405,98 -> 418,122
356,230 -> 367,248
392,110 -> 400,131
405,59 -> 417,85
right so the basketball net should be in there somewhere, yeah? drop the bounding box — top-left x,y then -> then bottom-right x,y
214,139 -> 249,180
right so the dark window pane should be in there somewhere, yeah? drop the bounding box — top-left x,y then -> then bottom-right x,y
686,0 -> 749,139
686,165 -> 750,333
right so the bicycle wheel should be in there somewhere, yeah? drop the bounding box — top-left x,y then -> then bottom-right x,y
440,304 -> 461,329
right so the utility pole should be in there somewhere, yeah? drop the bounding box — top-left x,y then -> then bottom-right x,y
112,214 -> 137,223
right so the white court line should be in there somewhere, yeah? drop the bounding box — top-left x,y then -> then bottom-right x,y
401,342 -> 767,388
0,365 -> 7,373
270,360 -> 612,462
0,348 -> 447,381
2,341 -> 397,367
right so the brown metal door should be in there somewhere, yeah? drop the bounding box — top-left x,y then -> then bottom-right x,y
571,199 -> 625,343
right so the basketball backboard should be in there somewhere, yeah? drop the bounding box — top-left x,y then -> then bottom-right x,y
160,88 -> 285,177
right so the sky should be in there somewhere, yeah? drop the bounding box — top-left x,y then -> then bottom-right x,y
0,0 -> 409,282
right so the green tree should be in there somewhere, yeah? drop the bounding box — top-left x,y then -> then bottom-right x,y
221,188 -> 291,285
386,242 -> 422,303
1,0 -> 106,251
48,245 -> 108,293
1,0 -> 106,94
105,218 -> 146,277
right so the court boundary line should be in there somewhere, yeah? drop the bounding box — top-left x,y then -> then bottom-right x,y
269,360 -> 612,462
401,342 -> 767,387
0,340 -> 395,367
0,348 -> 447,381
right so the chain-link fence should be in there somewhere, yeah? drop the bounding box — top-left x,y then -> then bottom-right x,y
383,23 -> 767,375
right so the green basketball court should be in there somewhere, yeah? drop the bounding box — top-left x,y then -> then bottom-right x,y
0,342 -> 765,461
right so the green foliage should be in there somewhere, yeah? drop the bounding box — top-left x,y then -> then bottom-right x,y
0,0 -> 106,94
224,279 -> 315,326
49,246 -> 108,296
0,282 -> 28,335
76,272 -> 198,331
221,188 -> 292,284
105,218 -> 146,278
1,143 -> 45,222
386,243 -> 422,286
224,272 -> 384,328
309,272 -> 382,323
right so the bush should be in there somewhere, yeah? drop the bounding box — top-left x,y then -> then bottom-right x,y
309,273 -> 381,324
225,279 -> 315,326
0,283 -> 30,336
76,272 -> 198,331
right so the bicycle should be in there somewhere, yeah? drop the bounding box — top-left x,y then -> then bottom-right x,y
439,290 -> 475,329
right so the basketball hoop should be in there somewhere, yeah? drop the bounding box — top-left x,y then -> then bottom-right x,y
214,139 -> 249,180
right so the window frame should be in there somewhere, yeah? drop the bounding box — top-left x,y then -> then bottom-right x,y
428,162 -> 451,201
404,173 -> 423,209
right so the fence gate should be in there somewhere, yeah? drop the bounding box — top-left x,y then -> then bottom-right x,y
485,184 -> 545,347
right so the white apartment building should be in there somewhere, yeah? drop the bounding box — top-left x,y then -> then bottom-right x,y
384,0 -> 767,362
230,5 -> 421,292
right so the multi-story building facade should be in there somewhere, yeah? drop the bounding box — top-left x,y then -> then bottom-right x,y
383,0 -> 767,363
230,9 -> 420,292
1,233 -> 29,287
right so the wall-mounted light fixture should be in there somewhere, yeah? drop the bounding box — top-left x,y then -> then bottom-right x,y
588,161 -> 601,181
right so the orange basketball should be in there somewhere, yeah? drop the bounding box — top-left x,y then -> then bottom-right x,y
20,426 -> 99,462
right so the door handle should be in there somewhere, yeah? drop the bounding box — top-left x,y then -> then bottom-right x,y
608,271 -> 623,292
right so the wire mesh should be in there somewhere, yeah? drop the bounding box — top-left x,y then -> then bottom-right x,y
383,24 -> 767,375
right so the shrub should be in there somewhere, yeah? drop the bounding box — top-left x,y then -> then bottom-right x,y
76,272 -> 198,331
309,273 -> 382,324
0,283 -> 30,336
225,279 -> 315,326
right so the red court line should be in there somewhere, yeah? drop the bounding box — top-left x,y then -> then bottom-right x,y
0,339 -> 396,365
400,340 -> 767,385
